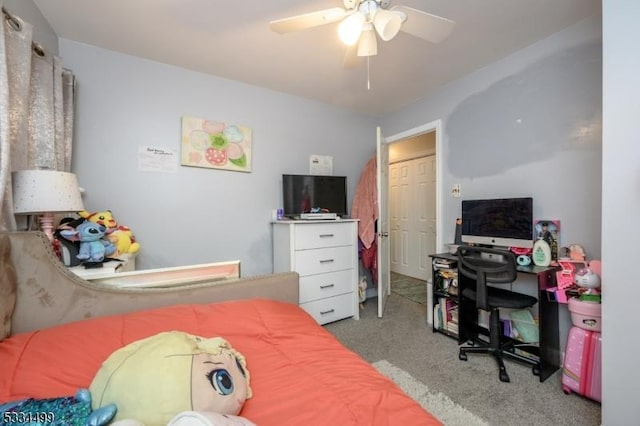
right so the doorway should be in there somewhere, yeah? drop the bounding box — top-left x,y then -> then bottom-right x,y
384,121 -> 442,289
389,144 -> 435,280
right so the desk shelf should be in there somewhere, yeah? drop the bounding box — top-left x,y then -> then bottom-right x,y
429,251 -> 560,383
430,254 -> 459,339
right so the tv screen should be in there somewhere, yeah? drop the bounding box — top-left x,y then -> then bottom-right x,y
461,197 -> 533,248
282,174 -> 347,218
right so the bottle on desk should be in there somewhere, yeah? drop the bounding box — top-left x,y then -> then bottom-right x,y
532,238 -> 552,267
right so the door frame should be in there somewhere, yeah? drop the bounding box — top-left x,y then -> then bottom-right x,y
385,119 -> 443,257
376,127 -> 390,318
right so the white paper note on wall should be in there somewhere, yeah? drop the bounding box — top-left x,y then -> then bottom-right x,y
138,146 -> 177,173
309,155 -> 333,175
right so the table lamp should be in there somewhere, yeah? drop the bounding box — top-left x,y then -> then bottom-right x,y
12,170 -> 85,241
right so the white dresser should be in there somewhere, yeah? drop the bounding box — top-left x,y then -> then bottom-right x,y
272,219 -> 359,324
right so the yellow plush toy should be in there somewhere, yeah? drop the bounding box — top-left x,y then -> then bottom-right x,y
79,210 -> 140,256
89,331 -> 254,425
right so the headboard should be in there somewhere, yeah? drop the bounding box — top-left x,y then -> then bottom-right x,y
1,232 -> 299,334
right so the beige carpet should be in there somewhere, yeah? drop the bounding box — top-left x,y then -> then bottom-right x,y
327,293 -> 601,425
373,360 -> 488,426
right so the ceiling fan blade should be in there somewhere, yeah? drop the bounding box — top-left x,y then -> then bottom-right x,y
270,7 -> 347,34
392,5 -> 455,44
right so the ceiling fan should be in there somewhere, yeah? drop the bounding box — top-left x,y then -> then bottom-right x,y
269,0 -> 456,58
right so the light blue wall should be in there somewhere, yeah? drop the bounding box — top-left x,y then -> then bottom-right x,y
381,15 -> 602,376
58,40 -> 376,275
602,0 -> 640,423
382,17 -> 602,260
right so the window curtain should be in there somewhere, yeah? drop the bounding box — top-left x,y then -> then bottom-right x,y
0,2 -> 75,231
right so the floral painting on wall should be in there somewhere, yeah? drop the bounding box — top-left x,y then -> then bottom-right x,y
181,116 -> 252,172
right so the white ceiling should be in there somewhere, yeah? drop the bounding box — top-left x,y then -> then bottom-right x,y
33,0 -> 601,116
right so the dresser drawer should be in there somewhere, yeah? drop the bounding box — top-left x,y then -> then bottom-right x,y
300,293 -> 355,325
299,270 -> 353,303
294,246 -> 354,276
272,219 -> 360,323
294,222 -> 354,249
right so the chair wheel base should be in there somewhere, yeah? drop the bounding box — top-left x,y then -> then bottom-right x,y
532,365 -> 540,376
499,369 -> 510,383
459,352 -> 468,361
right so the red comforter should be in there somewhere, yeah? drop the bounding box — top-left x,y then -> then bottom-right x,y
0,299 -> 440,425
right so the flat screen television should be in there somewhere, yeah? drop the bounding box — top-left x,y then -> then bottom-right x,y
461,197 -> 534,248
282,174 -> 347,218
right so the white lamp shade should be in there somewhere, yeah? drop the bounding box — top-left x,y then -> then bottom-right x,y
12,170 -> 84,214
374,9 -> 403,41
357,28 -> 378,57
338,12 -> 365,46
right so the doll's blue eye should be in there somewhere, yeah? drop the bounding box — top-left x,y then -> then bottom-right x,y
207,369 -> 234,395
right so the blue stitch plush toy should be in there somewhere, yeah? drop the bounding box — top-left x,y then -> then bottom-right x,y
0,388 -> 116,426
60,222 -> 116,263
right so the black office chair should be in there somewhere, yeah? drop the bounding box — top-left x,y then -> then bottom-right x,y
456,245 -> 539,383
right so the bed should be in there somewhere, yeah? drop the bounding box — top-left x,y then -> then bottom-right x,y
0,232 -> 440,425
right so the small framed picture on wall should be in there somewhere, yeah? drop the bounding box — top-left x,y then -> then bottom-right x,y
534,220 -> 560,261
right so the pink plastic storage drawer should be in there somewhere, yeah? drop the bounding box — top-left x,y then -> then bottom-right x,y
568,298 -> 601,331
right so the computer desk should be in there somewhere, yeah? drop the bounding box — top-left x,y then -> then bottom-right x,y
434,253 -> 560,382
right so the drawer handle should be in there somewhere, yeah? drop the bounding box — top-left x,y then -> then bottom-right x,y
319,259 -> 335,264
320,284 -> 335,289
319,234 -> 335,238
320,309 -> 335,315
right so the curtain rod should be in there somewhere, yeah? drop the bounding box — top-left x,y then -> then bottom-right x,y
2,7 -> 47,58
2,6 -> 22,31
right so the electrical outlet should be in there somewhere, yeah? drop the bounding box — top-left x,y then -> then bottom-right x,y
452,184 -> 461,197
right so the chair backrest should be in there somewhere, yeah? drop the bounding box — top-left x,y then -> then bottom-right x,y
456,246 -> 517,310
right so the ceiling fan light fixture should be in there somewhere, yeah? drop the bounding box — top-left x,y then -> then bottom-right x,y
338,12 -> 365,46
373,9 -> 403,41
357,25 -> 377,57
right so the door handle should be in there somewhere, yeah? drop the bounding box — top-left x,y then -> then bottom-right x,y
379,232 -> 389,237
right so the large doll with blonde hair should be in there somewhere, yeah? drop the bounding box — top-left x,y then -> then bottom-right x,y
89,331 -> 255,426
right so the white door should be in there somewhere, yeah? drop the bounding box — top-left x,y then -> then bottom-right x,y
389,162 -> 406,274
389,156 -> 435,280
377,127 -> 391,318
391,161 -> 412,276
417,155 -> 436,279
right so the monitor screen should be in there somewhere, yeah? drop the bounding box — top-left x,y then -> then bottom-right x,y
282,174 -> 347,218
461,197 -> 533,248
